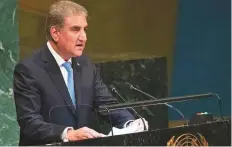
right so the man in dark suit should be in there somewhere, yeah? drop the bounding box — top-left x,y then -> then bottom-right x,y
13,0 -> 148,146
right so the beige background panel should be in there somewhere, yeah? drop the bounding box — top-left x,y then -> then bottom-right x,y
19,0 -> 178,87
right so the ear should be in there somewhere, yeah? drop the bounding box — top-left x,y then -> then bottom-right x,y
50,26 -> 60,42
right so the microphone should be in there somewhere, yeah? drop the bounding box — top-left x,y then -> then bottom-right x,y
125,82 -> 186,122
99,93 -> 213,111
210,93 -> 224,120
108,84 -> 148,131
48,103 -> 106,138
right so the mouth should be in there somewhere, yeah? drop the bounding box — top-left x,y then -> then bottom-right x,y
76,44 -> 83,47
76,44 -> 84,49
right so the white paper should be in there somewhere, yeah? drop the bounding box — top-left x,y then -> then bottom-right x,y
107,118 -> 148,136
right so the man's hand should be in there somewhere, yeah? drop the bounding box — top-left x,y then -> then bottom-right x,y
66,127 -> 105,141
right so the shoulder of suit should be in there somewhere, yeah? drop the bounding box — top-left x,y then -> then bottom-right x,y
78,54 -> 89,60
75,54 -> 94,66
16,45 -> 94,67
15,45 -> 46,68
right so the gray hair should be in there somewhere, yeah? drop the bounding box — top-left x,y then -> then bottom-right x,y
45,0 -> 88,40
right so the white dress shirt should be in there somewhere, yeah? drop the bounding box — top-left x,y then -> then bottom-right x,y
47,41 -> 73,142
47,41 -> 72,87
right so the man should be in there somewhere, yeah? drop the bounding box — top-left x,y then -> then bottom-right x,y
13,0 -> 148,146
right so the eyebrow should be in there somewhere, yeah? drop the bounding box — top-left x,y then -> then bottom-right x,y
70,25 -> 88,30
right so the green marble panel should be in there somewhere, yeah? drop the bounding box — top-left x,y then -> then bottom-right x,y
0,0 -> 19,145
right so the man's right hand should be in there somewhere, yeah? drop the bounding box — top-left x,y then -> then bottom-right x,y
66,127 -> 105,141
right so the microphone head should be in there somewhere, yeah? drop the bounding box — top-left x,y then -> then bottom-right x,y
108,84 -> 116,92
125,82 -> 133,89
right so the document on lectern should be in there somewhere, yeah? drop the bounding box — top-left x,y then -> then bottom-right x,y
107,118 -> 148,136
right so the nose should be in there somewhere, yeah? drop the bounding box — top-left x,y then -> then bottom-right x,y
79,29 -> 87,41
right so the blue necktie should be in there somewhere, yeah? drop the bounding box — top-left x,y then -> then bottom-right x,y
62,62 -> 76,106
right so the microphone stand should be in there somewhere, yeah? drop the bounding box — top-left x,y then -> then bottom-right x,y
109,85 -> 148,131
98,93 -> 214,112
127,83 -> 186,124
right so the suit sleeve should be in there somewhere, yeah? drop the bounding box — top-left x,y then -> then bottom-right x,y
92,64 -> 135,128
13,63 -> 66,144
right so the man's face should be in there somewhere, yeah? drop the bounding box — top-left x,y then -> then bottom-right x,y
55,13 -> 88,59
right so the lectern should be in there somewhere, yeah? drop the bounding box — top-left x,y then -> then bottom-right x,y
47,119 -> 231,146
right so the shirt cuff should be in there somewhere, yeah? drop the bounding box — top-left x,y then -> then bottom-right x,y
123,120 -> 134,128
61,127 -> 74,142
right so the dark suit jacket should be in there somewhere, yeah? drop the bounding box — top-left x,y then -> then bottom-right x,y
13,44 -> 134,145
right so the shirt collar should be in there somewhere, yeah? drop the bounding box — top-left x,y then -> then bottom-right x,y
47,41 -> 72,67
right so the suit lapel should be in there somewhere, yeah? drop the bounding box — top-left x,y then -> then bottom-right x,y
72,57 -> 86,127
41,46 -> 76,115
72,57 -> 83,106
